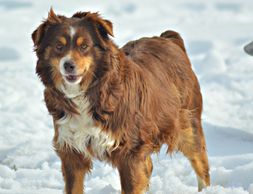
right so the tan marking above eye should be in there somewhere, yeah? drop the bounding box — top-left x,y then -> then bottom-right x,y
76,37 -> 84,46
59,36 -> 67,45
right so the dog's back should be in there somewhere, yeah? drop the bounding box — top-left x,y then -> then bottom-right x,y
121,32 -> 209,191
122,30 -> 202,113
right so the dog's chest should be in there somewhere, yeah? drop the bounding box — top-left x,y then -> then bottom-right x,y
56,95 -> 116,159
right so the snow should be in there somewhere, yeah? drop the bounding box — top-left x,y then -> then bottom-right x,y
0,0 -> 253,193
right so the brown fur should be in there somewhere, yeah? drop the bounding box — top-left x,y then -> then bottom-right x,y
32,9 -> 210,194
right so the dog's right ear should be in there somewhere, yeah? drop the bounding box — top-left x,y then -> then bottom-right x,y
32,22 -> 48,50
32,8 -> 61,50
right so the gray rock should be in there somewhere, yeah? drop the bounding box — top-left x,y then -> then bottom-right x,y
244,41 -> 253,56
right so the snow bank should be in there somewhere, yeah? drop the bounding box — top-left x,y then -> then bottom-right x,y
0,0 -> 253,193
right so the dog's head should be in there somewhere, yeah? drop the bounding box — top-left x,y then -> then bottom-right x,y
32,8 -> 114,89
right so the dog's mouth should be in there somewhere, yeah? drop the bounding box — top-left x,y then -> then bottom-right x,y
64,74 -> 83,84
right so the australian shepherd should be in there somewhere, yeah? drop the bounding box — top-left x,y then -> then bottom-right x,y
32,8 -> 210,194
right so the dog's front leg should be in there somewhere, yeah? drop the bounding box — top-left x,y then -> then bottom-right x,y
58,150 -> 92,194
117,154 -> 153,194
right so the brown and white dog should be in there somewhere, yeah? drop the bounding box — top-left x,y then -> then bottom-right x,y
32,8 -> 210,194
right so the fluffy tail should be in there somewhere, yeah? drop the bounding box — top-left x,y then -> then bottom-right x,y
160,30 -> 186,52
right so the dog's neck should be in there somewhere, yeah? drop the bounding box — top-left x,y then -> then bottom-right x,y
60,83 -> 84,99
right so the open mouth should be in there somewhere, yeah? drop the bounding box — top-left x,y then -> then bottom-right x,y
64,74 -> 82,83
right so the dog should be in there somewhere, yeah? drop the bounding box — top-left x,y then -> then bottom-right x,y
32,8 -> 210,194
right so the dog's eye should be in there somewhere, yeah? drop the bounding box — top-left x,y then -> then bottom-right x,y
80,44 -> 88,52
56,43 -> 64,52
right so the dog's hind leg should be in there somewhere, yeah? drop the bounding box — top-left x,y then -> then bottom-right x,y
177,122 -> 210,191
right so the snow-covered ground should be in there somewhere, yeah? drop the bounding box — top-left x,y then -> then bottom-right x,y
0,0 -> 253,193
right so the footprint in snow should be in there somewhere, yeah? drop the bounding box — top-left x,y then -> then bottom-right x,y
187,40 -> 213,55
0,0 -> 32,10
183,3 -> 206,11
0,47 -> 20,62
215,3 -> 242,12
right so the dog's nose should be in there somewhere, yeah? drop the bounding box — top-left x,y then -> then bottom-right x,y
64,61 -> 75,73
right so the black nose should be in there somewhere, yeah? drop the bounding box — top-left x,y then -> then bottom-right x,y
64,61 -> 75,73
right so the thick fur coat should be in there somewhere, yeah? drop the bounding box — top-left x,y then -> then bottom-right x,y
32,9 -> 210,194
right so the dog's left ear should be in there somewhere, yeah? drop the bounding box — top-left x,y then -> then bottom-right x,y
96,18 -> 114,38
73,12 -> 114,38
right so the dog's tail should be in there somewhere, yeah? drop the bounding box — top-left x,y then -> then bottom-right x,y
160,30 -> 186,52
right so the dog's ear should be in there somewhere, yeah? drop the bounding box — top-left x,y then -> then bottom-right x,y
244,41 -> 253,56
32,8 -> 61,49
96,18 -> 113,38
32,22 -> 47,49
73,12 -> 113,38
47,7 -> 61,24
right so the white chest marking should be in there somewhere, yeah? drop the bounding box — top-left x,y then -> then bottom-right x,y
57,85 -> 118,159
